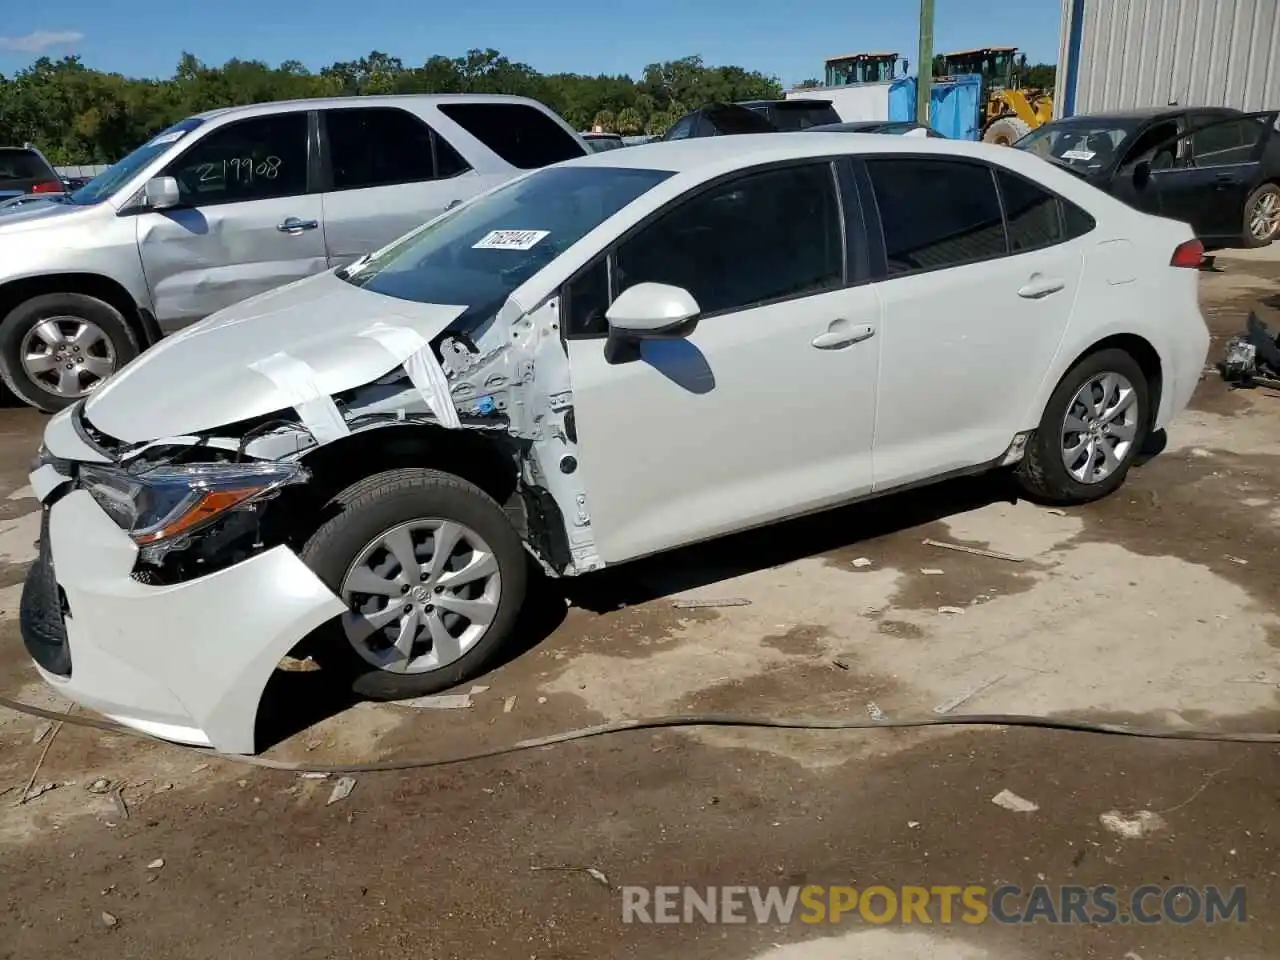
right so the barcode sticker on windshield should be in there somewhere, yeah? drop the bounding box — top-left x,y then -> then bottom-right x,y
1061,149 -> 1096,161
473,229 -> 549,251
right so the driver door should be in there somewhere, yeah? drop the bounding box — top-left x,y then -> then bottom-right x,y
1146,111 -> 1279,245
134,110 -> 328,332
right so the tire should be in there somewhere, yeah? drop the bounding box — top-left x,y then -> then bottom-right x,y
0,292 -> 139,413
1243,182 -> 1280,248
983,116 -> 1032,146
300,468 -> 528,701
1015,348 -> 1150,505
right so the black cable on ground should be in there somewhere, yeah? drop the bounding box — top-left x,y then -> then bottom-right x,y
0,694 -> 1275,776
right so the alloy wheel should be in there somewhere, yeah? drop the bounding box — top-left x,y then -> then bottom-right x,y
339,518 -> 502,674
20,316 -> 117,398
1060,372 -> 1140,484
1250,190 -> 1280,242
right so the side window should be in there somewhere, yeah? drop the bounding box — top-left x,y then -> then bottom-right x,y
996,169 -> 1063,252
1189,118 -> 1265,167
326,107 -> 466,190
664,115 -> 696,141
866,158 -> 1006,275
564,257 -> 611,337
164,113 -> 308,205
1062,199 -> 1097,240
613,163 -> 843,317
436,103 -> 585,168
1118,121 -> 1180,172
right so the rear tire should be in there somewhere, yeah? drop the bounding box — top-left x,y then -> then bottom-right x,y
0,292 -> 138,413
1015,348 -> 1150,505
1243,182 -> 1280,248
983,116 -> 1032,146
300,468 -> 528,701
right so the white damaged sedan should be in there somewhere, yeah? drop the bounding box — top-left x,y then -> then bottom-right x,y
21,133 -> 1210,753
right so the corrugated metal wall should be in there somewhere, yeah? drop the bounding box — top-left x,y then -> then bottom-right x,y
1058,0 -> 1280,117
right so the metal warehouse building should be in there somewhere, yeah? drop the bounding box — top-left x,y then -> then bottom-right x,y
1054,0 -> 1280,118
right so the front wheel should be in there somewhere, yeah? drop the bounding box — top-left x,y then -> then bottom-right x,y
0,292 -> 138,412
301,468 -> 528,700
1244,183 -> 1280,247
1015,348 -> 1150,505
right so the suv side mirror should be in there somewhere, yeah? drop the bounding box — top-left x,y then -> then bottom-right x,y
603,282 -> 701,365
143,176 -> 180,210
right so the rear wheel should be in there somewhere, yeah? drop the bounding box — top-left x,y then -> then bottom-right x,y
1244,183 -> 1280,247
1015,348 -> 1150,505
0,292 -> 138,412
983,116 -> 1032,146
300,468 -> 528,700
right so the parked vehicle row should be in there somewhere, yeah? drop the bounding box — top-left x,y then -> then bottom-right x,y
23,131 -> 1210,753
0,94 -> 590,412
661,100 -> 944,140
1014,106 -> 1280,249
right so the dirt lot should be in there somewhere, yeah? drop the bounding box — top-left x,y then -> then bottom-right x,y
1,256 -> 1279,959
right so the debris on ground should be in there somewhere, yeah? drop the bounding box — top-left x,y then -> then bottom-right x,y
86,778 -> 112,794
907,821 -> 921,829
1099,809 -> 1168,839
20,781 -> 60,803
586,867 -> 610,889
933,674 -> 1007,715
147,858 -> 164,870
299,772 -> 329,780
923,538 -> 1025,563
530,865 -> 612,890
101,911 -> 119,929
1224,554 -> 1249,565
1218,311 -> 1280,389
327,777 -> 357,806
106,788 -> 129,825
537,696 -> 548,704
991,789 -> 1039,813
832,659 -> 850,671
16,709 -> 68,805
851,557 -> 872,569
30,720 -> 53,744
468,685 -> 490,695
671,597 -> 751,609
190,764 -> 209,774
937,606 -> 966,615
397,694 -> 473,709
920,568 -> 944,575
1046,508 -> 1067,516
503,696 -> 517,713
866,702 -> 886,721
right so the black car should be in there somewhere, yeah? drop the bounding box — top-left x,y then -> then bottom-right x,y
810,119 -> 946,137
661,99 -> 841,141
1015,107 -> 1280,249
0,146 -> 65,202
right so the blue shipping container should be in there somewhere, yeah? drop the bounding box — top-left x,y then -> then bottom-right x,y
888,74 -> 983,140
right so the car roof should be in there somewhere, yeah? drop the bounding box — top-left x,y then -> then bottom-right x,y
191,92 -> 555,122
1054,106 -> 1235,123
562,130 -> 1046,176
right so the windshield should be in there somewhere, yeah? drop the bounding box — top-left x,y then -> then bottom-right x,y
1014,121 -> 1139,172
341,165 -> 674,322
68,117 -> 205,205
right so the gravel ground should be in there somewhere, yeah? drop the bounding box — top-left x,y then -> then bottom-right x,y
0,257 -> 1278,959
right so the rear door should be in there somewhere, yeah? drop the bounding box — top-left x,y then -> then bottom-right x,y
135,110 -> 327,331
861,156 -> 1090,487
318,105 -> 481,269
1148,111 -> 1278,244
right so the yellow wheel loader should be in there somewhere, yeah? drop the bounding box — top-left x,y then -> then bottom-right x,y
937,47 -> 1054,145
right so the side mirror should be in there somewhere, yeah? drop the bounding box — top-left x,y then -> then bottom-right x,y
143,176 -> 180,210
603,282 -> 701,365
1132,160 -> 1152,191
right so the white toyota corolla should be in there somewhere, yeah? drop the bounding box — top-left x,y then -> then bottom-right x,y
21,133 -> 1210,753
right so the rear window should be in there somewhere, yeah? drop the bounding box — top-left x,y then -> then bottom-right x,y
437,103 -> 586,169
0,149 -> 53,181
769,103 -> 841,131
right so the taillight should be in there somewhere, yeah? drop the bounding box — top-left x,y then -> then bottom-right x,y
30,180 -> 64,194
1170,238 -> 1205,268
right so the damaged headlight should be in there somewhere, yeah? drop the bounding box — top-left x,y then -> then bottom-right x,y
78,461 -> 307,544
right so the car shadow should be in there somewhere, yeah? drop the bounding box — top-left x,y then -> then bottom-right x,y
257,429 -> 1171,749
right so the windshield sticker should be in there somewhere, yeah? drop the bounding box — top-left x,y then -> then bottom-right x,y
473,229 -> 550,251
149,130 -> 187,147
1061,149 -> 1096,161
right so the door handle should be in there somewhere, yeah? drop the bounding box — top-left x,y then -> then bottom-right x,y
1017,277 -> 1065,299
446,199 -> 463,210
1214,173 -> 1238,185
811,324 -> 875,349
277,217 -> 319,233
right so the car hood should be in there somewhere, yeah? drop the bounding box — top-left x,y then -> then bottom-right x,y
0,198 -> 92,229
83,270 -> 468,444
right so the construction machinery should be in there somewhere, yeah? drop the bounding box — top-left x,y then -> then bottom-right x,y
937,47 -> 1054,145
823,52 -> 906,87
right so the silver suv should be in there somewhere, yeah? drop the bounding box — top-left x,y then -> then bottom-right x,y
0,94 -> 588,412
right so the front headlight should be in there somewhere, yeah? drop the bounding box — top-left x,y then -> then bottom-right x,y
79,461 -> 307,544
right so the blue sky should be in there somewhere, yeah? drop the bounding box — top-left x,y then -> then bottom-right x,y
0,0 -> 1063,87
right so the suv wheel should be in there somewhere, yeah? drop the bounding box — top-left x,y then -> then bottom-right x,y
0,292 -> 138,412
1015,348 -> 1150,505
301,468 -> 528,701
1245,183 -> 1280,247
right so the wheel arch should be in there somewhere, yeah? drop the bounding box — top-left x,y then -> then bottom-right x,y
1022,332 -> 1165,435
0,272 -> 159,347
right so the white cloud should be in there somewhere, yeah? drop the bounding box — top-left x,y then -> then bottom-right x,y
0,31 -> 85,54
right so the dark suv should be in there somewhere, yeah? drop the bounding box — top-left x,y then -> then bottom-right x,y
0,146 -> 64,202
662,99 -> 841,141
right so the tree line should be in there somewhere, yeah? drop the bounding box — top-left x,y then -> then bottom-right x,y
0,49 -> 786,165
